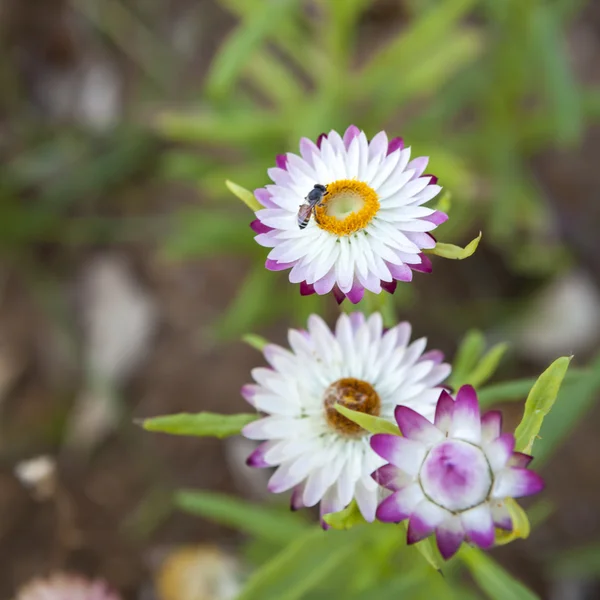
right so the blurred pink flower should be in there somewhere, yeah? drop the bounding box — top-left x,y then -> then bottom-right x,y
15,573 -> 121,600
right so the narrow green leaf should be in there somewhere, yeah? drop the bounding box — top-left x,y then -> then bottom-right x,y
334,404 -> 400,435
242,333 -> 269,351
477,369 -> 586,409
467,343 -> 509,388
323,500 -> 366,530
237,527 -> 364,600
550,542 -> 600,578
162,210 -> 256,259
450,330 -> 485,389
514,356 -> 572,454
529,6 -> 582,145
427,232 -> 481,259
226,180 -> 262,212
140,412 -> 257,438
216,267 -> 280,339
533,353 -> 600,464
176,490 -> 308,545
460,546 -> 539,600
205,0 -> 301,97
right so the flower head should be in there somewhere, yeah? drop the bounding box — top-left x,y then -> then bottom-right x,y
15,574 -> 121,600
251,126 -> 446,304
371,385 -> 544,560
242,312 -> 450,525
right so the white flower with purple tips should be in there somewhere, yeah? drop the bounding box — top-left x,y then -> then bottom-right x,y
241,312 -> 450,525
371,385 -> 544,560
250,125 -> 446,304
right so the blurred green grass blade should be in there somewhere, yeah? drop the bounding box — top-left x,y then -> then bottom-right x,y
350,570 -> 430,599
206,0 -> 302,98
237,527 -> 365,600
243,50 -> 305,108
156,109 -> 286,144
467,343 -> 509,388
533,353 -> 600,465
216,267 -> 280,339
218,0 -> 322,76
550,542 -> 600,578
372,28 -> 483,120
163,210 -> 256,259
140,412 -> 257,438
176,490 -> 309,545
242,333 -> 269,351
360,0 -> 477,93
514,356 -> 572,454
460,546 -> 539,600
529,5 -> 582,145
450,330 -> 485,388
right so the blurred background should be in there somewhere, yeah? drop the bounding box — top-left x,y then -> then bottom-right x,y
2,0 -> 600,598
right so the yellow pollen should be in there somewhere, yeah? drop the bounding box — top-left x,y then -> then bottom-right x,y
315,179 -> 379,236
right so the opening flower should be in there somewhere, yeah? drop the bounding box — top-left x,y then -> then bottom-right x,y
241,312 -> 450,525
371,385 -> 545,560
15,573 -> 121,600
250,125 -> 446,304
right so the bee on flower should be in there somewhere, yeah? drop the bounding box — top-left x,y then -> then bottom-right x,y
250,126 -> 446,304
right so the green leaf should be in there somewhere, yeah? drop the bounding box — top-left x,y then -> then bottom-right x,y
450,330 -> 485,389
427,232 -> 481,259
494,498 -> 530,546
176,490 -> 309,545
533,353 -> 600,464
242,333 -> 269,351
216,267 -> 281,339
550,542 -> 600,578
237,527 -> 365,600
467,343 -> 509,388
139,412 -> 257,438
323,500 -> 366,530
460,546 -> 539,600
162,210 -> 256,259
529,6 -> 582,145
205,0 -> 301,98
226,180 -> 262,212
476,368 -> 587,409
334,403 -> 400,435
514,356 -> 572,454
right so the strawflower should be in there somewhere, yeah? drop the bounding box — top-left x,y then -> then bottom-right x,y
242,312 -> 450,525
371,385 -> 544,559
251,125 -> 446,303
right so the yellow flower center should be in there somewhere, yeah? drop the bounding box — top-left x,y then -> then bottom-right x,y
315,179 -> 380,236
323,377 -> 381,437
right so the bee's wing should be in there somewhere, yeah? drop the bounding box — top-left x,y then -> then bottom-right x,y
298,203 -> 312,219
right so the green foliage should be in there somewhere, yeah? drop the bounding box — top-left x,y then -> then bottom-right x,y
460,546 -> 539,600
323,500 -> 366,530
514,356 -> 572,454
550,542 -> 600,578
237,527 -> 368,600
176,490 -> 309,544
139,412 -> 257,438
242,333 -> 270,351
427,232 -> 482,260
226,180 -> 262,212
450,330 -> 508,389
334,404 -> 401,435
